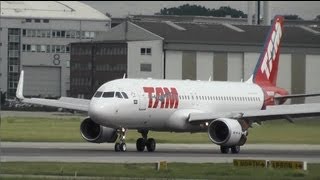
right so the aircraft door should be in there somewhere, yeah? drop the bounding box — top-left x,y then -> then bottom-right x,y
139,93 -> 147,110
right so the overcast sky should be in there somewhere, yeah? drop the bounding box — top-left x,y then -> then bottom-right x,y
82,1 -> 320,20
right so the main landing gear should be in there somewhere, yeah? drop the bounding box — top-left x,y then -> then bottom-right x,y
113,129 -> 156,152
136,130 -> 156,152
220,145 -> 241,154
114,128 -> 127,152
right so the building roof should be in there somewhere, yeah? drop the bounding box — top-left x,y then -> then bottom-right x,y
1,1 -> 109,21
133,21 -> 320,47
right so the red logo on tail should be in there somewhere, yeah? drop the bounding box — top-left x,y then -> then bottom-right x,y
253,16 -> 284,87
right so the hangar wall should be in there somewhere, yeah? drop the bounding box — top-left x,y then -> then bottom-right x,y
164,50 -> 320,104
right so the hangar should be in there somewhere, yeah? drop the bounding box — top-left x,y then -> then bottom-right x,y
70,20 -> 320,104
0,1 -> 110,99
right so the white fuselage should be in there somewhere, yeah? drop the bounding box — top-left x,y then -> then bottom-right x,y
88,79 -> 264,132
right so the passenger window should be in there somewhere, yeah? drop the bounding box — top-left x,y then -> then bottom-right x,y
121,92 -> 129,99
102,92 -> 114,98
94,91 -> 103,98
115,92 -> 123,98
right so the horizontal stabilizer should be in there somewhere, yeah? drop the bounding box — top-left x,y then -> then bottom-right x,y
275,93 -> 320,100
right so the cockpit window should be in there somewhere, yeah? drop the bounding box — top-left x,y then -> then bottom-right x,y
115,92 -> 123,98
121,92 -> 129,99
102,92 -> 114,98
94,91 -> 103,98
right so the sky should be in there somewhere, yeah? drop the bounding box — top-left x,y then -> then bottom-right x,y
82,1 -> 320,20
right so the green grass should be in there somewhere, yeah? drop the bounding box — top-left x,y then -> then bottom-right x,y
2,117 -> 320,144
1,162 -> 319,179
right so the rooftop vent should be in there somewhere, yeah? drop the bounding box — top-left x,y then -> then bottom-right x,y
164,21 -> 186,31
222,23 -> 245,32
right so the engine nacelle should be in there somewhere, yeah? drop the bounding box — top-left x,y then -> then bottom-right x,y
80,117 -> 118,143
208,118 -> 247,146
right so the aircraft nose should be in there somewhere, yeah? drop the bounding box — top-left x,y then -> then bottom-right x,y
88,101 -> 113,125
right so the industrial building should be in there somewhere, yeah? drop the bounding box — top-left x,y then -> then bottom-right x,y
70,20 -> 320,104
0,1 -> 110,99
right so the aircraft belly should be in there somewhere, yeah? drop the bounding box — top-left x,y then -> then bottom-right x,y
116,108 -> 172,129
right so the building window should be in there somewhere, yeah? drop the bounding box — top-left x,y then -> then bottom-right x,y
9,65 -> 19,73
26,19 -> 32,23
140,48 -> 145,55
34,19 -> 41,23
41,45 -> 46,52
31,45 -> 36,52
52,31 -> 56,38
36,45 -> 41,52
61,31 -> 65,38
146,48 -> 151,55
90,32 -> 95,39
140,63 -> 152,72
140,48 -> 152,55
43,19 -> 49,23
26,44 -> 31,51
66,45 -> 70,53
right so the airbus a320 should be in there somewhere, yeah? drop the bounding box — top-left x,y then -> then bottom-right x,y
16,16 -> 320,154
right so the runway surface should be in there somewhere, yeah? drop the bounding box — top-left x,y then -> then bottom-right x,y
2,142 -> 320,163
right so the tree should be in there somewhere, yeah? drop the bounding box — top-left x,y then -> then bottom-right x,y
105,12 -> 112,18
157,4 -> 247,18
315,15 -> 320,21
283,14 -> 303,20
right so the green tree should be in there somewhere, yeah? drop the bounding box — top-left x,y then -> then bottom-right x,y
157,4 -> 247,18
283,14 -> 303,20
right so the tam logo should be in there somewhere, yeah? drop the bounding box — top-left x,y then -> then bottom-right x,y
260,19 -> 282,79
143,87 -> 179,109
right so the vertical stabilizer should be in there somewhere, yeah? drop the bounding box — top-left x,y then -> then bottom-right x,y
249,16 -> 284,87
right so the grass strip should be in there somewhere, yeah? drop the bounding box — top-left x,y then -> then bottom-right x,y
2,117 -> 320,144
0,162 -> 319,180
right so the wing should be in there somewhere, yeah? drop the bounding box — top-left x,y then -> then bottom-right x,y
16,70 -> 90,112
189,103 -> 320,124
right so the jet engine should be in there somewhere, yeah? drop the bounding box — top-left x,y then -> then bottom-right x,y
208,118 -> 247,146
80,117 -> 118,143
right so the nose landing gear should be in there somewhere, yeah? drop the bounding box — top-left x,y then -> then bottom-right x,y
136,130 -> 156,152
114,128 -> 127,152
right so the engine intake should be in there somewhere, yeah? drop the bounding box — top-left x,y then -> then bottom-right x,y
208,118 -> 247,146
80,117 -> 118,143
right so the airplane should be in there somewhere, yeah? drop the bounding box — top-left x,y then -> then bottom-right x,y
16,15 -> 320,154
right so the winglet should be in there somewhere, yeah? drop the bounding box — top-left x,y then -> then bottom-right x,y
16,70 -> 24,99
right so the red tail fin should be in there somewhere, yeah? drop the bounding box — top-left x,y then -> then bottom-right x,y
251,16 -> 284,86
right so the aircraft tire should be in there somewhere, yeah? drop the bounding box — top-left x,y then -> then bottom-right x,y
136,138 -> 145,152
115,143 -> 121,152
146,138 -> 156,152
231,146 -> 240,154
120,143 -> 127,152
220,146 -> 229,154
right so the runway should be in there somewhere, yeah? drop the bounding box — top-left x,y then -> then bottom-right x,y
2,142 -> 320,163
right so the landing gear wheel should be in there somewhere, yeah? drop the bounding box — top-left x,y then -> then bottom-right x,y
115,143 -> 121,152
231,146 -> 240,154
146,138 -> 156,152
120,143 -> 127,152
136,138 -> 146,152
114,128 -> 127,152
220,146 -> 229,154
